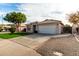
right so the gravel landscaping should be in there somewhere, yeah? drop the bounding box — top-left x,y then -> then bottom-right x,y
35,35 -> 79,56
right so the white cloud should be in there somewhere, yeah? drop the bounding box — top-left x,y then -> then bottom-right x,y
16,1 -> 79,25
17,3 -> 63,22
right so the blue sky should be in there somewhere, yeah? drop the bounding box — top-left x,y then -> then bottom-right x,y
0,2 -> 79,25
0,3 -> 21,24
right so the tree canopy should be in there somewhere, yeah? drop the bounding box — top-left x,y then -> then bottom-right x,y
68,11 -> 79,24
3,12 -> 27,24
3,12 -> 27,32
68,11 -> 79,34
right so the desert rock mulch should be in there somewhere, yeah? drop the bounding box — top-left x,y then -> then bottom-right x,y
35,35 -> 79,56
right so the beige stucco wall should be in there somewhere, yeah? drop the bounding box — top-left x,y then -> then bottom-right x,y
26,25 -> 33,33
57,23 -> 63,34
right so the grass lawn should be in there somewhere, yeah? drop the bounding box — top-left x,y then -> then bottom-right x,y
0,32 -> 31,39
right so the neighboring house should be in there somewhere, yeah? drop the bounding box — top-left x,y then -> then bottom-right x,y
26,19 -> 63,34
19,24 -> 26,31
0,24 -> 26,31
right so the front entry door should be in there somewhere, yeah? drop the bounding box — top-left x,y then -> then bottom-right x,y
33,25 -> 37,33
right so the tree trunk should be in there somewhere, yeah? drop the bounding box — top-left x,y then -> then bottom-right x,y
16,23 -> 21,32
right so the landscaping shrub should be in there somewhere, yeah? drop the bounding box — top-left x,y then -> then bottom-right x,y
9,26 -> 16,34
0,27 -> 3,32
63,25 -> 72,33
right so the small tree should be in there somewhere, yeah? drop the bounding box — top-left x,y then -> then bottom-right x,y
68,11 -> 79,34
3,12 -> 27,32
63,25 -> 72,33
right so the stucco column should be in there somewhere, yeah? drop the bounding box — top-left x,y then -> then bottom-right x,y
72,24 -> 77,34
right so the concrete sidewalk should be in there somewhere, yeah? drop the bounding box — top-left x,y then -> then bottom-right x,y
0,40 -> 41,56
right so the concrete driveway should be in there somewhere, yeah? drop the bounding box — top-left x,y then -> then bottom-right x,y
0,34 -> 52,56
11,34 -> 71,49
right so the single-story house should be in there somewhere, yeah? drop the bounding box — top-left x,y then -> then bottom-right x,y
26,19 -> 63,34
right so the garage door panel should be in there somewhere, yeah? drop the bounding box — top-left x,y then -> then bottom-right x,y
38,24 -> 58,34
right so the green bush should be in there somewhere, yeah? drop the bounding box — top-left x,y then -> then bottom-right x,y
9,27 -> 16,34
63,25 -> 72,33
0,27 -> 3,32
